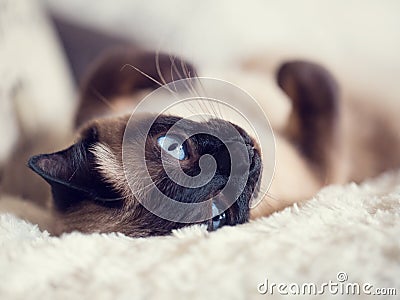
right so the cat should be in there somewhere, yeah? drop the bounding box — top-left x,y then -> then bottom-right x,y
3,50 -> 400,237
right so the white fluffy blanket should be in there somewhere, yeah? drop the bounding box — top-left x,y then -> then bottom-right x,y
1,171 -> 399,299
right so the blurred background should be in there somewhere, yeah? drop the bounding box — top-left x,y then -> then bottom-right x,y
1,0 -> 399,203
45,0 -> 400,99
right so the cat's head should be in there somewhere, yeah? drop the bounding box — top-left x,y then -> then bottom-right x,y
28,113 -> 262,237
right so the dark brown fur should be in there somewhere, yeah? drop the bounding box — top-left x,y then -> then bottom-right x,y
277,61 -> 340,182
76,49 -> 197,127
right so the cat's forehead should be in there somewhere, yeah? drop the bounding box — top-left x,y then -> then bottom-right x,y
79,115 -> 128,145
80,113 -> 244,138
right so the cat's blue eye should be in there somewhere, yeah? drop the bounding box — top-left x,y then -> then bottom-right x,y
211,202 -> 227,231
157,136 -> 187,160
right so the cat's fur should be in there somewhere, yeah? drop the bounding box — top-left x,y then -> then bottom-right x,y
28,113 -> 262,237
2,48 -> 400,236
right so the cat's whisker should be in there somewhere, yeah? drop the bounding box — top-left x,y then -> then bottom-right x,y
155,51 -> 169,87
133,175 -> 171,197
214,99 -> 224,120
153,52 -> 193,102
256,189 -> 291,209
193,101 -> 212,123
208,99 -> 222,120
174,55 -> 200,99
180,57 -> 200,98
261,191 -> 282,203
168,54 -> 201,103
199,102 -> 224,132
182,100 -> 209,123
196,97 -> 212,119
168,54 -> 180,94
120,64 -> 162,89
91,88 -> 119,112
120,63 -> 179,99
198,102 -> 214,123
182,101 -> 197,116
67,167 -> 79,183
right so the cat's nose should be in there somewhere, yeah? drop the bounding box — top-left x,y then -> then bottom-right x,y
214,142 -> 253,177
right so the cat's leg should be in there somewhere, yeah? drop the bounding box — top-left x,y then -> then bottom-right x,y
277,60 -> 341,184
251,60 -> 342,219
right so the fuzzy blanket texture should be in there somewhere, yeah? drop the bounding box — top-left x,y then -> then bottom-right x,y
1,171 -> 399,300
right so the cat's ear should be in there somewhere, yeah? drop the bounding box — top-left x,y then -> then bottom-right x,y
276,60 -> 340,180
76,49 -> 197,127
28,146 -> 92,210
28,127 -> 120,210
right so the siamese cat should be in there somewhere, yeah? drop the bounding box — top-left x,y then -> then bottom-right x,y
23,49 -> 262,237
2,48 -> 400,237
